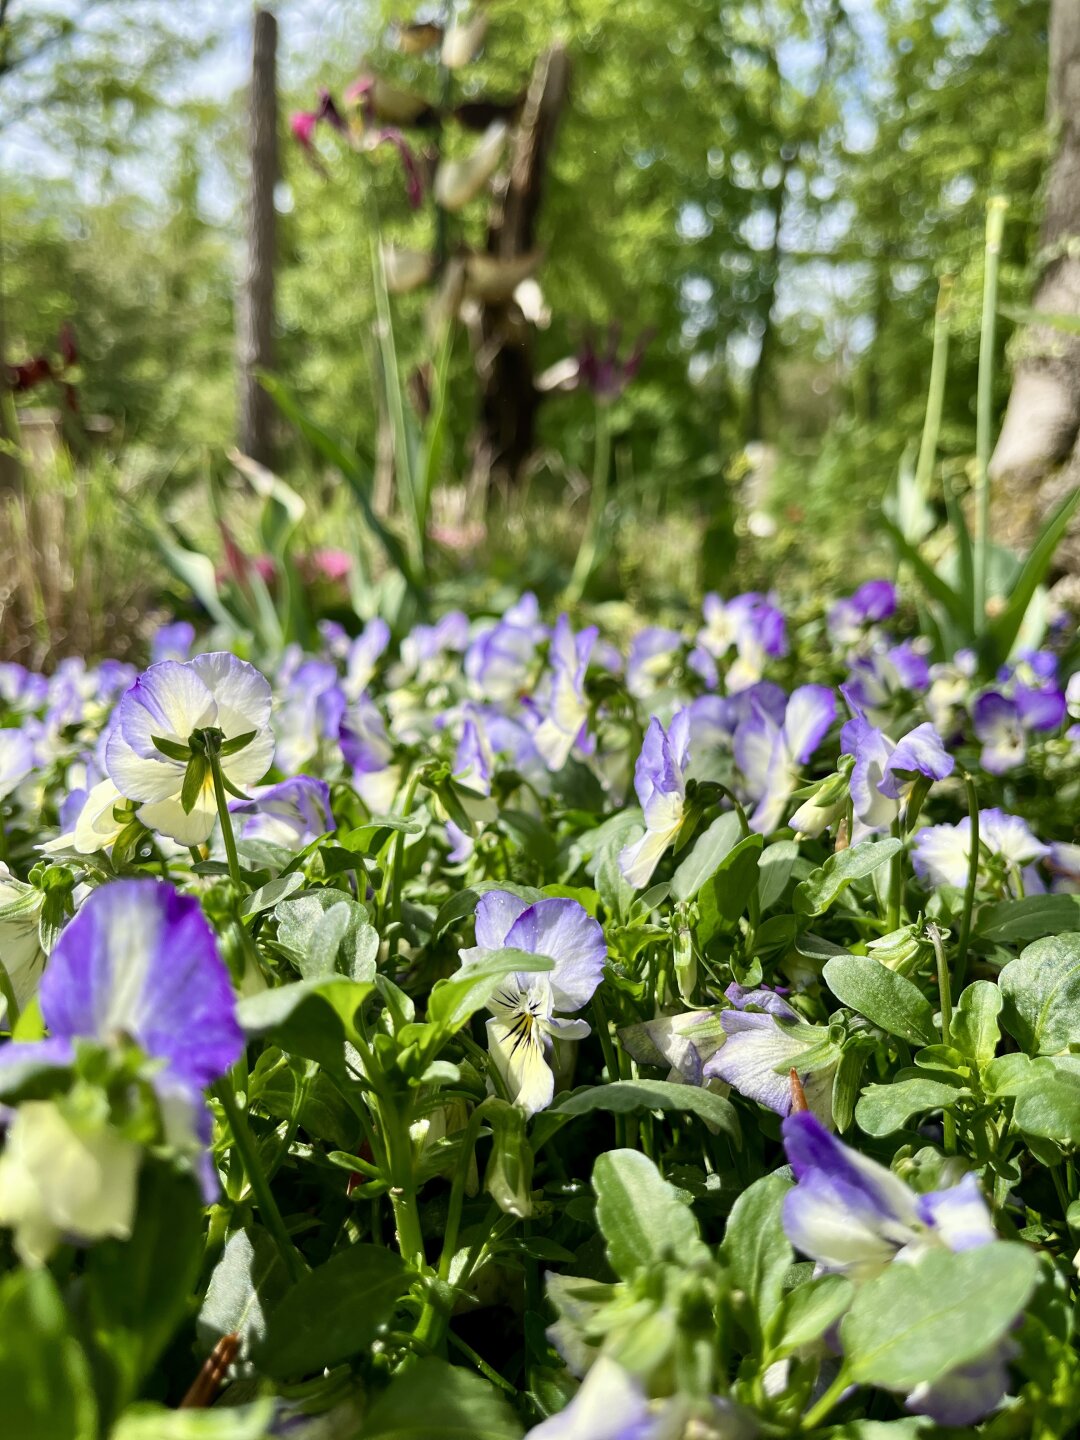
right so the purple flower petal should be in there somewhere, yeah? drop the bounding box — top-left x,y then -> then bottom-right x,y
41,879 -> 243,1091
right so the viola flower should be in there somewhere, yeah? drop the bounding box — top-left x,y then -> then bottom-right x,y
273,658 -> 346,774
972,685 -> 1066,775
150,620 -> 196,665
781,1112 -> 1012,1426
704,998 -> 837,1124
465,593 -> 545,704
0,879 -> 243,1262
926,649 -> 978,740
625,627 -> 682,701
525,1357 -> 664,1440
912,807 -> 1048,892
827,580 -> 898,647
696,592 -> 787,693
844,641 -> 930,724
618,1009 -> 726,1086
343,617 -> 391,700
619,711 -> 691,889
43,777 -> 135,856
392,611 -> 470,687
733,684 -> 836,834
0,728 -> 35,801
840,714 -> 953,834
105,654 -> 274,845
459,891 -> 606,1116
229,777 -> 334,850
534,615 -> 597,772
339,693 -> 400,813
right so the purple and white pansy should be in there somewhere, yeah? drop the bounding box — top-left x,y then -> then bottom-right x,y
619,710 -> 692,889
0,879 -> 243,1263
106,653 -> 274,845
458,891 -> 606,1116
782,1112 -> 1012,1425
733,684 -> 837,834
534,615 -> 598,771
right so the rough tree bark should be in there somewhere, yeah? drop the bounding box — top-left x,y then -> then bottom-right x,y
236,7 -> 278,468
471,45 -> 570,486
990,0 -> 1080,569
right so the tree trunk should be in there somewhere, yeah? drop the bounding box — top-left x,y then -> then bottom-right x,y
471,45 -> 570,486
990,0 -> 1080,566
236,7 -> 277,467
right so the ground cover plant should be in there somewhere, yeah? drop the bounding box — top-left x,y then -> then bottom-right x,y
0,569 -> 1077,1440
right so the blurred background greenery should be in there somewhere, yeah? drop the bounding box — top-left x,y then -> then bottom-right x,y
0,0 -> 1058,662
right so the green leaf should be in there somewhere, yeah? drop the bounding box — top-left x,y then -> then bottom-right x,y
768,1271 -> 853,1358
239,872 -> 304,920
976,894 -> 1080,943
236,976 -> 373,1071
256,1243 -> 410,1378
698,833 -> 764,941
1012,1066 -> 1080,1147
427,949 -> 553,1034
855,1075 -> 967,1137
84,1161 -> 204,1416
112,1402 -> 276,1440
841,1243 -> 1039,1391
1000,935 -> 1080,1054
721,1172 -> 794,1336
197,1226 -> 290,1360
275,892 -> 377,981
362,1358 -> 523,1439
180,755 -> 208,815
0,1268 -> 97,1440
951,980 -> 1002,1069
823,954 -> 936,1045
671,813 -> 743,902
547,1079 -> 740,1146
757,839 -> 800,910
150,734 -> 190,762
985,487 -> 1080,667
794,839 -> 902,918
878,513 -> 972,633
593,1148 -> 707,1280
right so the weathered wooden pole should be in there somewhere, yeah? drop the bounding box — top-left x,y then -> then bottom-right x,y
236,6 -> 278,466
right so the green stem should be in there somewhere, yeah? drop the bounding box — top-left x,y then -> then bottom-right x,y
887,818 -> 903,930
927,921 -> 956,1154
973,196 -> 1008,632
217,1078 -> 305,1285
954,777 -> 980,993
914,275 -> 953,501
801,1368 -> 852,1431
566,402 -> 612,605
207,749 -> 245,893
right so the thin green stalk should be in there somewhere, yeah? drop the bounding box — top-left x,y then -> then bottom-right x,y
566,402 -> 612,605
217,1078 -> 305,1285
207,749 -> 245,893
887,818 -> 903,931
927,922 -> 956,1154
914,276 -> 953,500
973,197 -> 1008,632
954,777 -> 980,993
801,1367 -> 851,1431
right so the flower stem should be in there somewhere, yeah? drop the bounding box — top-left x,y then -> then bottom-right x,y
927,921 -> 957,1154
887,818 -> 903,930
566,402 -> 612,606
207,749 -> 245,893
801,1368 -> 851,1431
973,197 -> 1007,633
217,1078 -> 305,1285
954,776 -> 980,993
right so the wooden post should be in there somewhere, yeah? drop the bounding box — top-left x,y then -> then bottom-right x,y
236,7 -> 278,466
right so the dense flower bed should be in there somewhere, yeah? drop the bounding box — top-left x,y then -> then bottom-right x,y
1,582 -> 1079,1438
